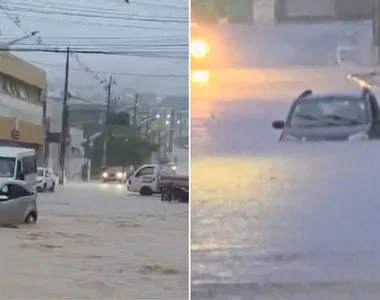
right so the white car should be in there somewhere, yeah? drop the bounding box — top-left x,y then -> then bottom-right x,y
36,167 -> 56,192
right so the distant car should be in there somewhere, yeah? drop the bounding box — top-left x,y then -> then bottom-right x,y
0,179 -> 38,225
36,167 -> 56,192
101,166 -> 126,183
272,88 -> 380,141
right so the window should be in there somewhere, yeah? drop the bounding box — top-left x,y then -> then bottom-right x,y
8,184 -> 31,199
135,167 -> 155,177
21,156 -> 37,175
16,160 -> 23,180
0,157 -> 15,178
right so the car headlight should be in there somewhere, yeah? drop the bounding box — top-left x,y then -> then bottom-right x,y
348,131 -> 369,141
191,39 -> 209,58
102,172 -> 108,178
116,172 -> 123,178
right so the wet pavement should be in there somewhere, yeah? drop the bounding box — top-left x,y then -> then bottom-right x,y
191,21 -> 380,299
0,183 -> 188,299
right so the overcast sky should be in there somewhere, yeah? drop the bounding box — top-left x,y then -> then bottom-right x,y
0,0 -> 189,99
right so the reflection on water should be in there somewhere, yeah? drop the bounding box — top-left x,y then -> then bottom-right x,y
192,145 -> 380,299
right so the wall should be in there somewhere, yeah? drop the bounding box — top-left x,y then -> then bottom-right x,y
0,52 -> 46,90
0,91 -> 43,144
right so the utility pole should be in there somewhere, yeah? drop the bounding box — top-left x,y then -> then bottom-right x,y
102,75 -> 113,166
145,107 -> 150,141
133,93 -> 139,126
58,47 -> 70,185
168,109 -> 175,153
374,0 -> 380,62
41,83 -> 49,167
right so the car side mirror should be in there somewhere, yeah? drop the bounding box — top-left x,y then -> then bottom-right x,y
0,195 -> 8,201
18,173 -> 25,180
272,120 -> 285,129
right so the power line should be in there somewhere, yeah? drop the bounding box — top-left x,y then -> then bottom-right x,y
8,43 -> 188,48
6,2 -> 188,19
3,6 -> 188,23
10,0 -> 188,12
0,47 -> 188,58
6,14 -> 186,31
28,60 -> 188,78
0,35 -> 187,40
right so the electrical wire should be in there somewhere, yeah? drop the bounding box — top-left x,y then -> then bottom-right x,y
10,0 -> 188,12
28,60 -> 188,78
10,43 -> 188,48
2,6 -> 188,23
5,14 -> 186,31
6,2 -> 188,20
0,0 -> 188,94
0,47 -> 188,59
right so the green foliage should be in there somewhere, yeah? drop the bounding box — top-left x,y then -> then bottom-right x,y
192,0 -> 253,24
91,133 -> 158,171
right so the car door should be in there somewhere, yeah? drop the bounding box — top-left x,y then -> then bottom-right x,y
130,166 -> 155,191
7,183 -> 33,223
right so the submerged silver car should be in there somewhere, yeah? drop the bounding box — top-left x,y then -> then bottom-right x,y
0,179 -> 38,225
272,88 -> 380,141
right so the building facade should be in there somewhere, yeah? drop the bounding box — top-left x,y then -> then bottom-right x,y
0,51 -> 46,161
46,93 -> 85,180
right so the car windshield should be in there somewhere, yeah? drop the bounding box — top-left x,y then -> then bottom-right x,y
37,168 -> 44,177
0,157 -> 15,178
289,97 -> 368,127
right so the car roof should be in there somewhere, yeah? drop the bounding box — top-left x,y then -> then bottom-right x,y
0,147 -> 35,157
297,91 -> 365,103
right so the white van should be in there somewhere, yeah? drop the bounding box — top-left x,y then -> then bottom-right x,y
127,164 -> 179,196
127,164 -> 160,195
0,147 -> 37,193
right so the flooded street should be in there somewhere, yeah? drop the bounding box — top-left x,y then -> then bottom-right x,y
0,183 -> 188,299
191,21 -> 380,300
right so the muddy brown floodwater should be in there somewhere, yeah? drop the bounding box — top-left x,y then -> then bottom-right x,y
0,182 -> 188,299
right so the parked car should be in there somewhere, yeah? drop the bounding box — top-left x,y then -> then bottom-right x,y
272,88 -> 380,141
36,167 -> 56,192
0,179 -> 38,225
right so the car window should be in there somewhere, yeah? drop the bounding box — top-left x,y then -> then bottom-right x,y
15,160 -> 23,180
135,167 -> 155,177
8,184 -> 32,199
289,97 -> 368,127
21,156 -> 37,175
0,157 -> 15,178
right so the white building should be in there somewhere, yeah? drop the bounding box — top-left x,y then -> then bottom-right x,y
46,93 -> 85,180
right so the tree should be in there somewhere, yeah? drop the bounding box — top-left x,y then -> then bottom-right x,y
90,133 -> 159,172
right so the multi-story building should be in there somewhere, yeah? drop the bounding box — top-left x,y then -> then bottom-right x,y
0,51 -> 46,162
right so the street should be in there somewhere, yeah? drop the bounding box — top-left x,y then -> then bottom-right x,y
191,22 -> 380,300
0,183 -> 188,299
